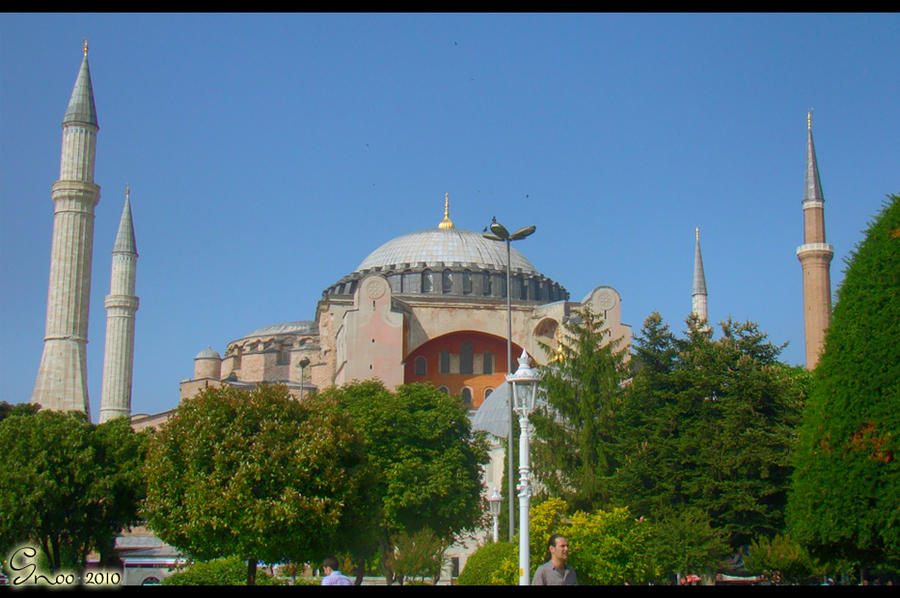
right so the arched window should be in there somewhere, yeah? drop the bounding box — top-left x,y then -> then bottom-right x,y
463,270 -> 472,295
484,387 -> 494,400
439,351 -> 451,374
437,386 -> 450,395
414,356 -> 427,376
461,387 -> 473,406
422,269 -> 434,293
442,269 -> 453,294
483,352 -> 494,375
460,342 -> 473,374
483,271 -> 492,295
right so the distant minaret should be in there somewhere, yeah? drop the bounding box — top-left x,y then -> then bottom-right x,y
692,227 -> 710,328
99,186 -> 139,423
796,111 -> 834,369
31,41 -> 100,416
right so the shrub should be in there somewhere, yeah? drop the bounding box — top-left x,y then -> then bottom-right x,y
456,541 -> 515,585
162,556 -> 282,586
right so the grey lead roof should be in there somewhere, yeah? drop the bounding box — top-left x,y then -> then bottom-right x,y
692,229 -> 707,297
356,227 -> 538,274
804,114 -> 825,204
113,192 -> 137,255
63,52 -> 98,127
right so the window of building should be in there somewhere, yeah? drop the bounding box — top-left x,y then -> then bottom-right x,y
438,386 -> 450,395
461,387 -> 473,407
483,351 -> 494,375
463,270 -> 472,295
484,387 -> 493,400
422,269 -> 433,293
439,351 -> 451,374
442,269 -> 453,294
483,271 -> 492,295
414,355 -> 427,376
460,342 -> 473,374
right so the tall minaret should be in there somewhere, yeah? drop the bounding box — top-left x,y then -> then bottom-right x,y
691,227 -> 709,327
99,187 -> 139,423
796,111 -> 834,369
31,41 -> 101,416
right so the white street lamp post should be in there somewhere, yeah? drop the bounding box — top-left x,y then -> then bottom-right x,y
488,489 -> 502,543
484,218 -> 536,543
506,349 -> 541,586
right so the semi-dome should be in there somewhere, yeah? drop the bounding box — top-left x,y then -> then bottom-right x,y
356,227 -> 537,274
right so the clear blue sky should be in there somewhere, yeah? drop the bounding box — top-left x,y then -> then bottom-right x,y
2,13 -> 898,419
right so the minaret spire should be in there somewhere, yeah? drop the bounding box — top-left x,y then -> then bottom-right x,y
796,111 -> 834,369
438,192 -> 455,229
100,186 -> 139,422
691,227 -> 709,328
32,44 -> 101,416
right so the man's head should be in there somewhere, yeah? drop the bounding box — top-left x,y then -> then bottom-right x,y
548,534 -> 570,565
322,556 -> 340,574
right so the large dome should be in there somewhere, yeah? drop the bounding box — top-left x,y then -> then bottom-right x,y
356,227 -> 538,274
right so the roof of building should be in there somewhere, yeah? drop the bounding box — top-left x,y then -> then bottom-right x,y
356,227 -> 538,274
240,321 -> 318,339
63,44 -> 97,127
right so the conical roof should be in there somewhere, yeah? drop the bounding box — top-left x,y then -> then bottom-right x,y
804,111 -> 824,205
692,227 -> 707,297
113,188 -> 137,255
63,46 -> 98,127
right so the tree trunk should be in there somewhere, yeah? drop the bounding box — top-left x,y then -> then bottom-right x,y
354,558 -> 365,585
247,558 -> 257,585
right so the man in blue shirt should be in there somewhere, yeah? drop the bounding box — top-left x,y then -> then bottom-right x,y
321,556 -> 354,585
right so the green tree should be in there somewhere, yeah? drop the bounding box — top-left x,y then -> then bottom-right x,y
743,533 -> 820,584
0,411 -> 147,573
0,401 -> 40,423
612,314 -> 805,552
787,195 -> 900,572
322,381 -> 490,584
530,305 -> 630,512
142,384 -> 373,585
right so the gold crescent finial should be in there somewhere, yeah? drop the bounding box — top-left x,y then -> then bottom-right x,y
808,109 -> 812,131
83,38 -> 88,56
438,192 -> 455,229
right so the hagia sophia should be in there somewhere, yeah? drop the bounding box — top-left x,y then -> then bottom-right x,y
23,46 -> 833,584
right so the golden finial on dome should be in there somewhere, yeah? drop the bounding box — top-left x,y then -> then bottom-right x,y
83,38 -> 89,56
438,192 -> 455,229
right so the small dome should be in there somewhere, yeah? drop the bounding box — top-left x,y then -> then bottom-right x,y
356,227 -> 538,274
195,347 -> 221,360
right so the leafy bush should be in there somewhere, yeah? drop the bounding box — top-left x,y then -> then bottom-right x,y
162,556 -> 282,585
744,534 -> 819,584
456,541 -> 515,585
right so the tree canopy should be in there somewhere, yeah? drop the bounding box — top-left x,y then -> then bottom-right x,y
787,194 -> 900,568
142,383 -> 373,585
320,380 -> 490,584
0,410 -> 147,573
